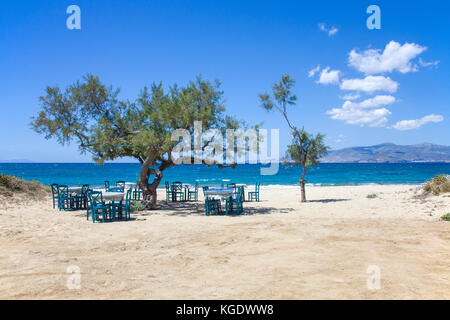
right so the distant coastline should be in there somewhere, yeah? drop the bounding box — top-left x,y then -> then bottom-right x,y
321,143 -> 450,163
4,143 -> 450,164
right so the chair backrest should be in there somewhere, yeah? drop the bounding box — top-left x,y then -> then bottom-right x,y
165,181 -> 170,191
202,186 -> 209,196
51,184 -> 59,197
89,191 -> 103,205
116,181 -> 125,188
194,181 -> 199,191
233,186 -> 244,202
172,182 -> 182,191
255,182 -> 260,192
58,185 -> 68,197
104,180 -> 110,191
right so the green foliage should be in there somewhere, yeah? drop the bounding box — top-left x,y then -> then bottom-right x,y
31,75 -> 233,163
31,75 -> 244,191
130,201 -> 146,212
366,193 -> 378,199
0,174 -> 50,197
258,75 -> 297,113
423,175 -> 450,195
284,130 -> 329,170
441,213 -> 450,221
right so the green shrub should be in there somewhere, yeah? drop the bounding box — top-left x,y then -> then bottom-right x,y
441,213 -> 450,221
423,175 -> 450,196
130,201 -> 146,212
366,193 -> 378,199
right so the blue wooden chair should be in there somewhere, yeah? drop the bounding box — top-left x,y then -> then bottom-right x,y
172,182 -> 185,202
247,182 -> 261,202
104,180 -> 110,192
88,191 -> 110,223
236,185 -> 245,201
51,183 -> 59,209
75,184 -> 89,210
58,185 -> 71,211
188,182 -> 199,201
205,196 -> 222,216
113,189 -> 132,221
225,188 -> 244,215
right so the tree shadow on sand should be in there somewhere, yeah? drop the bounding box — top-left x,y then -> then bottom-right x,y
70,211 -> 145,222
154,200 -> 295,217
306,199 -> 350,203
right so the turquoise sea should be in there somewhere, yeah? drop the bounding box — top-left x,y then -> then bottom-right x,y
1,163 -> 449,187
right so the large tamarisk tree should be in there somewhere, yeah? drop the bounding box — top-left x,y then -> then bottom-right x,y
31,74 -> 241,209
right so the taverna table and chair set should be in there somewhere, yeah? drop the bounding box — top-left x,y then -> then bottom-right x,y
51,180 -> 140,223
51,179 -> 261,221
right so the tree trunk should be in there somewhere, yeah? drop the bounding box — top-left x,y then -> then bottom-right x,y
142,183 -> 158,210
137,159 -> 172,210
299,164 -> 307,202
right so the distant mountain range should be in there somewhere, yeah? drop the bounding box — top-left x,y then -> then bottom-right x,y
0,159 -> 34,163
321,143 -> 450,163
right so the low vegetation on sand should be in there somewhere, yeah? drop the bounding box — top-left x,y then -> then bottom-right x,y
423,174 -> 450,196
130,201 -> 146,212
0,174 -> 50,198
441,213 -> 450,221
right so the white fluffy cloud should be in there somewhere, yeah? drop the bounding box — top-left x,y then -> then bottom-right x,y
318,23 -> 339,36
326,95 -> 396,127
340,75 -> 398,93
317,67 -> 340,85
308,65 -> 321,77
327,107 -> 391,127
392,114 -> 444,131
348,41 -> 427,74
342,95 -> 396,109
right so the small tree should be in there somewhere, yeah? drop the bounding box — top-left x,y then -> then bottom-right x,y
259,74 -> 329,202
31,74 -> 242,209
284,131 -> 329,202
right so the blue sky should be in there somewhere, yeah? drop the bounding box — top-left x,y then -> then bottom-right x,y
0,0 -> 448,162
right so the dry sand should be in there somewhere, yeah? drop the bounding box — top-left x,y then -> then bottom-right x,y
0,185 -> 449,299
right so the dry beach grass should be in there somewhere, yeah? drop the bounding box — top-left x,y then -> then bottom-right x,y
0,185 -> 449,299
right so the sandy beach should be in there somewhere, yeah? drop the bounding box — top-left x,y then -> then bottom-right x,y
1,185 -> 449,299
